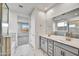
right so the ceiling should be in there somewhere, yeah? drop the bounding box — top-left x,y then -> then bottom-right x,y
7,3 -> 57,16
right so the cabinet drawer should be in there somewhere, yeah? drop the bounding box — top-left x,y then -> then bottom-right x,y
54,42 -> 79,55
48,44 -> 53,48
48,52 -> 53,56
48,39 -> 53,44
48,46 -> 53,50
41,37 -> 46,40
48,50 -> 53,53
48,39 -> 54,48
48,49 -> 53,56
47,39 -> 54,56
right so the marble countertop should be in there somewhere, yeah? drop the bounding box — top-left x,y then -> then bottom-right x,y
40,34 -> 79,49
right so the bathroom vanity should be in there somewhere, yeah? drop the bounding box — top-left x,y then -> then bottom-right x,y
40,34 -> 79,56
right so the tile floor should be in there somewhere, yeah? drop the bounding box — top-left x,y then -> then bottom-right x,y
13,44 -> 47,56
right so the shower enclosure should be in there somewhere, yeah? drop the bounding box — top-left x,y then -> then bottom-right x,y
0,3 -> 10,56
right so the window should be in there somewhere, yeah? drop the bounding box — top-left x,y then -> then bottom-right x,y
56,21 -> 67,31
18,22 -> 30,33
69,24 -> 76,28
22,23 -> 30,29
54,21 -> 68,36
57,22 -> 67,27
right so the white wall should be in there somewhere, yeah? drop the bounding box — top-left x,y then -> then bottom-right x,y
35,11 -> 46,48
29,8 -> 46,49
9,10 -> 17,34
9,10 -> 18,55
36,11 -> 46,35
29,9 -> 36,49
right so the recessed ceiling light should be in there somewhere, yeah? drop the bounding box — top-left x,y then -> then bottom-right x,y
19,5 -> 23,8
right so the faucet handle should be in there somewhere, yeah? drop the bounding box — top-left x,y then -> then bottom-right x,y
66,32 -> 69,37
65,32 -> 73,41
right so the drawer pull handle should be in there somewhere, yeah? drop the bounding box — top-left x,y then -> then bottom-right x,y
61,51 -> 65,56
61,51 -> 63,55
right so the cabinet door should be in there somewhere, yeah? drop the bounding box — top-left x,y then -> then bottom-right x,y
63,49 -> 76,56
54,46 -> 76,56
40,38 -> 44,49
47,40 -> 54,56
54,46 -> 62,56
41,37 -> 47,53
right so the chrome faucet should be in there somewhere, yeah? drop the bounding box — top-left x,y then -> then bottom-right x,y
66,32 -> 72,41
66,32 -> 72,37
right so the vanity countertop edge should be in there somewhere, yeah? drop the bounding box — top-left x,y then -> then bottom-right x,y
40,34 -> 79,49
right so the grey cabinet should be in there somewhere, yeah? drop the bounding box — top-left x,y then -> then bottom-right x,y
54,45 -> 62,56
54,45 -> 76,56
47,39 -> 54,56
40,36 -> 79,56
64,49 -> 77,56
54,42 -> 79,55
40,37 -> 47,53
54,41 -> 78,56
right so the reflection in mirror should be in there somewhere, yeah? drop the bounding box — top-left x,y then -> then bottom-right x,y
53,8 -> 79,37
56,21 -> 67,30
69,20 -> 79,38
53,19 -> 68,36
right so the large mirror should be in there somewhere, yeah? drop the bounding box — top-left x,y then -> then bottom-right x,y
53,8 -> 79,38
68,20 -> 79,38
53,19 -> 68,36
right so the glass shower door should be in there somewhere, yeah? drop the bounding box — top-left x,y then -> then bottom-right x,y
0,3 -> 9,56
0,3 -> 2,56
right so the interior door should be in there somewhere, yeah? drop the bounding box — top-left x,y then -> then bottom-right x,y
18,22 -> 29,46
